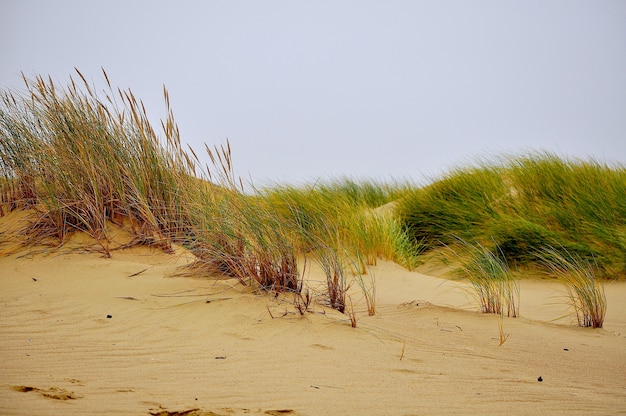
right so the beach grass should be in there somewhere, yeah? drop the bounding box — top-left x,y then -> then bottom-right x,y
536,246 -> 606,328
0,70 -> 419,319
0,69 -> 195,254
354,264 -> 376,316
447,238 -> 519,317
1,69 -> 623,328
395,153 -> 626,279
260,180 -> 422,271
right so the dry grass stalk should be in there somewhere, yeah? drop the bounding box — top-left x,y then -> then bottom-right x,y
354,262 -> 376,316
497,312 -> 509,346
316,247 -> 348,313
347,295 -> 357,328
294,288 -> 312,315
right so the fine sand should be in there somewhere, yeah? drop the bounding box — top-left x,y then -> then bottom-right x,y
1,227 -> 625,415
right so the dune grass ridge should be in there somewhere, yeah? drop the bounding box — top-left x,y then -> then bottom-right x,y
0,70 -> 419,321
395,153 -> 626,278
1,70 -> 622,328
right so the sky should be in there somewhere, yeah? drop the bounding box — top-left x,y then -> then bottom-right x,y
1,1 -> 625,187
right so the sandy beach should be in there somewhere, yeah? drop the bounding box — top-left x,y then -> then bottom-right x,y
1,223 -> 625,416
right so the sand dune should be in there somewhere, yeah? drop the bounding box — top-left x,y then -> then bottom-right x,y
1,240 -> 625,415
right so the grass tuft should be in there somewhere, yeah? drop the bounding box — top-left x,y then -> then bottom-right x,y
448,238 -> 519,317
536,246 -> 606,328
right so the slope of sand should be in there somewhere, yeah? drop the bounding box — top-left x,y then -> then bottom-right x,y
1,240 -> 625,415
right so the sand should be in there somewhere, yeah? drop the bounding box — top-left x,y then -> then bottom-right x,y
1,229 -> 625,415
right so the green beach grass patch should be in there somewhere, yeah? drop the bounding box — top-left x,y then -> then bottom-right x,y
537,246 -> 606,328
448,238 -> 519,317
396,153 -> 626,278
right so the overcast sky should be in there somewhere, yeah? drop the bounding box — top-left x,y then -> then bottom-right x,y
1,1 -> 625,186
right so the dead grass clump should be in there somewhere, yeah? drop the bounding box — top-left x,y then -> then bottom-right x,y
354,262 -> 376,316
316,247 -> 348,313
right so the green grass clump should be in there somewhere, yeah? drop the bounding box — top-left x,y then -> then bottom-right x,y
186,189 -> 301,292
449,239 -> 519,317
396,153 -> 626,278
261,179 -> 422,272
537,246 -> 606,328
396,166 -> 505,247
0,70 -> 194,252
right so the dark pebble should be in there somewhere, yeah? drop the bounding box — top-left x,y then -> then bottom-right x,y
538,376 -> 543,382
106,315 -> 112,319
